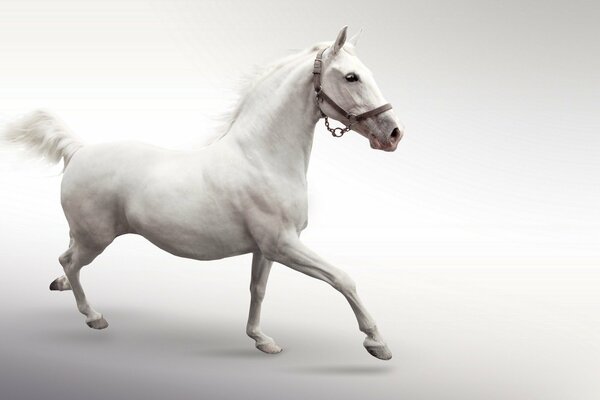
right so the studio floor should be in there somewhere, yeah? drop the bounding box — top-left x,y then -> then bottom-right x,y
1,237 -> 598,400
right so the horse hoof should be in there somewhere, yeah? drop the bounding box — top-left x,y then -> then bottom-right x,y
49,277 -> 71,291
86,316 -> 109,330
256,342 -> 283,354
364,338 -> 392,360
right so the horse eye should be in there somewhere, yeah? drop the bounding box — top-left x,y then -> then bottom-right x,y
345,73 -> 359,82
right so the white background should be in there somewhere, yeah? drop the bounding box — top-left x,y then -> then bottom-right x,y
0,1 -> 598,399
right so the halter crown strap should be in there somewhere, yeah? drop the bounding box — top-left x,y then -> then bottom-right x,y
313,47 -> 392,136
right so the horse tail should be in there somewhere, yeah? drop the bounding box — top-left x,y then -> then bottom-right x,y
1,109 -> 83,169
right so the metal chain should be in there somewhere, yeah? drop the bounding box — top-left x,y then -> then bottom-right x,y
323,115 -> 351,138
316,91 -> 351,138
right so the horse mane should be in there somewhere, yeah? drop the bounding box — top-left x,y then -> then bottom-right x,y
211,42 -> 330,143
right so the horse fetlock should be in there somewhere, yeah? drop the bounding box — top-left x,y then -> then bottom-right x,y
77,304 -> 91,315
360,323 -> 381,339
246,328 -> 256,338
246,326 -> 263,340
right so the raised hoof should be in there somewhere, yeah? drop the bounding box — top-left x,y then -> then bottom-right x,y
86,316 -> 109,330
49,277 -> 71,291
256,342 -> 283,354
364,338 -> 392,360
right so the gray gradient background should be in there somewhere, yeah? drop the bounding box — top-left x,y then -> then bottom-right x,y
0,0 -> 599,399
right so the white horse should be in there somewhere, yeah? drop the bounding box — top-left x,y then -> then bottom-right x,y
2,26 -> 403,360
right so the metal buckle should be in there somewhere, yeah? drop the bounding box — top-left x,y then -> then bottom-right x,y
313,59 -> 322,74
315,87 -> 323,102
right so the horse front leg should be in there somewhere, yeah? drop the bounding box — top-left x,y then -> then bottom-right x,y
264,234 -> 392,360
246,251 -> 282,354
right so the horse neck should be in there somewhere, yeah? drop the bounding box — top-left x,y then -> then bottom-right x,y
224,55 -> 321,177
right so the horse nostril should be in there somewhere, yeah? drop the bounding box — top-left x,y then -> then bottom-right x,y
390,127 -> 403,142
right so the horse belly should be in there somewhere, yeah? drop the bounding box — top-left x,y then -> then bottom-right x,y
125,182 -> 256,261
132,215 -> 256,260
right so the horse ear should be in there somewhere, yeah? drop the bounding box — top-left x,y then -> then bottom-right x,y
332,25 -> 348,54
348,28 -> 362,47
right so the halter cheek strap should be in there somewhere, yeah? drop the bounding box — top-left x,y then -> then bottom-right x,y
313,47 -> 393,137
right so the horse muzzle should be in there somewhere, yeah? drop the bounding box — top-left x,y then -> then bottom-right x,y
370,127 -> 403,152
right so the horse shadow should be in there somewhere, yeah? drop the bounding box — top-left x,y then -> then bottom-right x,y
23,306 -> 394,375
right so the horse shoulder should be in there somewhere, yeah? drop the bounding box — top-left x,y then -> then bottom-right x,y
241,168 -> 309,255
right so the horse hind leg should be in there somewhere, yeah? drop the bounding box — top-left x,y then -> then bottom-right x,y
50,235 -> 73,291
58,239 -> 109,329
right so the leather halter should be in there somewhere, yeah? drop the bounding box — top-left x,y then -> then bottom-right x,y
313,47 -> 393,137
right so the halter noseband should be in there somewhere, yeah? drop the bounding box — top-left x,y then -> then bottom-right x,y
313,47 -> 393,137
